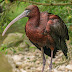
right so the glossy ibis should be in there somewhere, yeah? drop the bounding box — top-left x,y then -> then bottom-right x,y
2,5 -> 69,72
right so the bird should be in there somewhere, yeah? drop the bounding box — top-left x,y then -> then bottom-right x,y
2,5 -> 69,72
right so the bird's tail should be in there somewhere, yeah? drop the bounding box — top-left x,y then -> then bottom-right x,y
60,38 -> 68,59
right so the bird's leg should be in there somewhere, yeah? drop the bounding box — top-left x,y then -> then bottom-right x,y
41,47 -> 46,72
49,50 -> 53,72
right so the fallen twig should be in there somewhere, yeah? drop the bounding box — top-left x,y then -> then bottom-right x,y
19,0 -> 72,6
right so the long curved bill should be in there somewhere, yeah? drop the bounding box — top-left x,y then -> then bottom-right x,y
2,10 -> 30,36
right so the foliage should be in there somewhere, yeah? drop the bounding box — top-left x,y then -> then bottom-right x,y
0,44 -> 8,54
0,44 -> 17,54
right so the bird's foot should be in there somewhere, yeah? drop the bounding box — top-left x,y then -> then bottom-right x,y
41,70 -> 44,72
49,64 -> 52,72
49,69 -> 52,72
41,64 -> 45,72
49,64 -> 52,69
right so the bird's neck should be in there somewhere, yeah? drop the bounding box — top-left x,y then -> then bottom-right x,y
27,14 -> 40,28
26,14 -> 40,40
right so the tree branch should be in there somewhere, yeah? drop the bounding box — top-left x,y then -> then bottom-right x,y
19,0 -> 72,6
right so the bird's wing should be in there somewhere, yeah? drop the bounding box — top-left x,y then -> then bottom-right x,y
46,15 -> 69,40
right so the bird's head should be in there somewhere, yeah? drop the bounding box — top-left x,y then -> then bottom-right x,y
2,5 -> 39,36
25,5 -> 39,18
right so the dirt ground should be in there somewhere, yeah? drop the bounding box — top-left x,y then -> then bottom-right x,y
5,44 -> 72,72
2,33 -> 72,72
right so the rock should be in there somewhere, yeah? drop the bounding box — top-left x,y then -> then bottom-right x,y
13,68 -> 20,72
20,69 -> 26,72
0,53 -> 12,72
66,64 -> 72,70
36,61 -> 40,64
53,69 -> 59,72
12,55 -> 23,63
3,33 -> 23,47
18,35 -> 36,49
16,62 -> 23,69
22,62 -> 34,70
23,35 -> 32,45
58,65 -> 66,70
18,41 -> 29,48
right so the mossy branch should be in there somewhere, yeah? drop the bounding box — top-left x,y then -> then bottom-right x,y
19,0 -> 72,6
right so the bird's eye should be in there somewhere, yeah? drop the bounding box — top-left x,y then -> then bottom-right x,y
26,10 -> 31,15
